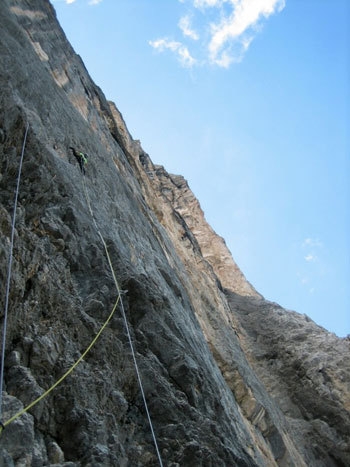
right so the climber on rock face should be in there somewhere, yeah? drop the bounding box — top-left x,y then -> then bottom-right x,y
69,146 -> 88,175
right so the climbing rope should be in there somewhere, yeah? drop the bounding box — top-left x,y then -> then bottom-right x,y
0,142 -> 163,465
0,131 -> 163,464
0,184 -> 123,433
82,177 -> 164,467
0,122 -> 29,420
0,294 -> 120,432
0,127 -> 122,434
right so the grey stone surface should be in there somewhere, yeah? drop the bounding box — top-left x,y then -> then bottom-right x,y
0,1 -> 349,466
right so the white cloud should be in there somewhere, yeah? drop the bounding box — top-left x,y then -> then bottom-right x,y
179,15 -> 199,40
298,277 -> 316,294
151,0 -> 285,68
63,0 -> 103,4
305,254 -> 317,262
149,39 -> 197,67
302,237 -> 323,248
208,0 -> 285,66
194,0 -> 223,7
214,49 -> 234,68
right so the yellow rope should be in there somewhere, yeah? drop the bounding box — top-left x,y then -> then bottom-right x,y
0,295 -> 120,433
0,176 -> 121,434
82,178 -> 164,466
81,179 -> 121,294
2,174 -> 163,467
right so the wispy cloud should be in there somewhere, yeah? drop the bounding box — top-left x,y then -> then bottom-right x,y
298,275 -> 316,294
305,254 -> 317,262
179,15 -> 199,40
302,238 -> 323,262
298,236 -> 326,293
302,237 -> 323,248
297,236 -> 327,295
194,0 -> 222,7
149,0 -> 285,68
208,0 -> 285,66
62,0 -> 103,5
149,39 -> 197,67
300,276 -> 309,285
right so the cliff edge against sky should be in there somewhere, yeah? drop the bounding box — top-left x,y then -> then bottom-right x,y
0,1 -> 349,466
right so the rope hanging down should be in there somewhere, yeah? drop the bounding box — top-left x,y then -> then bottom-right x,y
82,178 -> 164,467
0,126 -> 121,434
0,122 -> 29,420
0,143 -> 163,466
0,294 -> 120,432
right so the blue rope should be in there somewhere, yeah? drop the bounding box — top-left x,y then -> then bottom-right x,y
0,122 -> 29,419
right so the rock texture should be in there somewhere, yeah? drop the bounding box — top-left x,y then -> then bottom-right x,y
0,1 -> 349,466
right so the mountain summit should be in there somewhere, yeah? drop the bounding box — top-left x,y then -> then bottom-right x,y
0,1 -> 349,465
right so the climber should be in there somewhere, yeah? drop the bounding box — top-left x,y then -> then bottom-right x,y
69,146 -> 88,175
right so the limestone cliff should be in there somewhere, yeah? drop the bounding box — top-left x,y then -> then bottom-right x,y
0,1 -> 349,466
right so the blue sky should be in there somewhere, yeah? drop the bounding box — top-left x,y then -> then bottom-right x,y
53,0 -> 349,337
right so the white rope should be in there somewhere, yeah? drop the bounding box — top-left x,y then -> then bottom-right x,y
0,129 -> 163,464
119,283 -> 164,467
0,122 -> 29,419
82,178 -> 164,467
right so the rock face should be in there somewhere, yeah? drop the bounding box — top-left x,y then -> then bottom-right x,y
0,1 -> 349,466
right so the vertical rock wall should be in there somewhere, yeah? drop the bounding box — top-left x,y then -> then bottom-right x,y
0,1 -> 349,466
